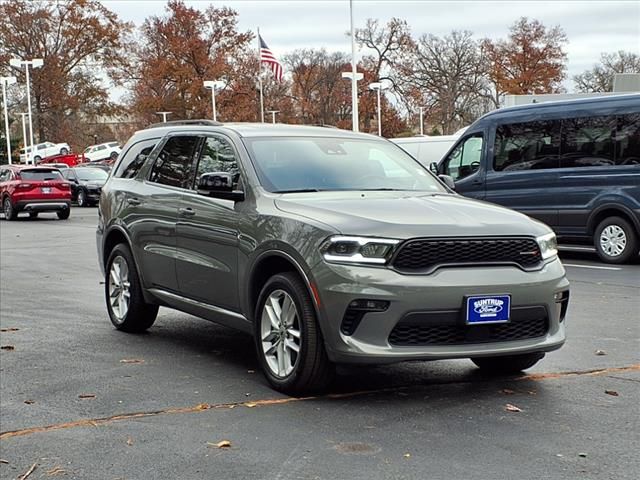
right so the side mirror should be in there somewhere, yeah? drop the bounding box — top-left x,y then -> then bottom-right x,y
197,172 -> 244,201
429,162 -> 438,173
438,174 -> 456,191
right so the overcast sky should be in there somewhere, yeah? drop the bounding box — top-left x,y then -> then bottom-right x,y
104,0 -> 639,90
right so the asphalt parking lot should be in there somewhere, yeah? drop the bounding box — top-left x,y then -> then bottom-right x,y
1,208 -> 638,480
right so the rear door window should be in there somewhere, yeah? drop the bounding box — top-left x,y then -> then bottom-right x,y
149,136 -> 200,189
494,120 -> 560,171
560,115 -> 616,168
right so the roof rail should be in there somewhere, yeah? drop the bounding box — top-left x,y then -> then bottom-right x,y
309,124 -> 339,129
147,119 -> 223,129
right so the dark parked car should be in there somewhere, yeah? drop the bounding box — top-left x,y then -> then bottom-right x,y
96,120 -> 569,394
62,167 -> 109,207
436,94 -> 640,263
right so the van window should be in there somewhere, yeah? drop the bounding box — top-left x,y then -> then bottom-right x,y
494,120 -> 560,171
442,134 -> 483,181
616,114 -> 640,165
561,115 -> 616,168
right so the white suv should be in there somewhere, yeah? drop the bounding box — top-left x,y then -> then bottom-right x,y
83,142 -> 121,162
19,142 -> 71,164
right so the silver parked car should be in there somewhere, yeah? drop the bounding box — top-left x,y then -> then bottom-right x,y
97,120 -> 570,394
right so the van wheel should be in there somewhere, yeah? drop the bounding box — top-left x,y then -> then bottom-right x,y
255,273 -> 334,395
105,243 -> 158,332
471,352 -> 545,374
594,217 -> 638,264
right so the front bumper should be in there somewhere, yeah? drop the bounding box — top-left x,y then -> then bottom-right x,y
313,258 -> 569,364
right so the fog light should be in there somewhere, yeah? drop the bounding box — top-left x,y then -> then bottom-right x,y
348,299 -> 389,311
554,290 -> 569,302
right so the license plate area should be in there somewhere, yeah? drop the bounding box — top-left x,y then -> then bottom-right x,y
466,294 -> 510,324
41,187 -> 51,194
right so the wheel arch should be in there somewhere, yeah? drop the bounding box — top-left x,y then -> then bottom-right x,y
102,226 -> 132,269
587,204 -> 640,236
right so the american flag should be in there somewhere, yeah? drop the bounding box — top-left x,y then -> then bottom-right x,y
259,34 -> 283,82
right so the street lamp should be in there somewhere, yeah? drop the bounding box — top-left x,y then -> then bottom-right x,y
203,80 -> 225,122
266,110 -> 279,124
9,58 -> 43,159
19,113 -> 28,161
368,82 -> 388,137
155,111 -> 171,123
347,0 -> 359,132
1,76 -> 17,164
342,71 -> 363,131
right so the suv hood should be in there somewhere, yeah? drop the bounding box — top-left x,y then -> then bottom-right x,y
275,192 -> 549,239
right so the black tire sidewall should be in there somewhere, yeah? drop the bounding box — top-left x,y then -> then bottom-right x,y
4,197 -> 15,220
77,190 -> 86,207
594,217 -> 638,264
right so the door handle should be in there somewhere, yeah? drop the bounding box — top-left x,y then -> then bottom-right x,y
178,207 -> 196,217
471,179 -> 483,186
126,197 -> 141,206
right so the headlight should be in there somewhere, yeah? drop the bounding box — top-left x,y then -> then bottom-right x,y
320,236 -> 400,265
536,232 -> 558,260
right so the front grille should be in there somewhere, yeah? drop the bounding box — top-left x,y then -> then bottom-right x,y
392,238 -> 542,272
389,307 -> 548,346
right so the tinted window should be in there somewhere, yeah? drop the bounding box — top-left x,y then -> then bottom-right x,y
442,135 -> 483,181
19,170 -> 63,181
616,114 -> 640,165
149,136 -> 200,188
74,168 -> 109,181
62,170 -> 75,180
244,137 -> 445,193
561,115 -> 615,168
494,120 -> 560,171
0,170 -> 10,182
114,138 -> 159,179
195,136 -> 241,189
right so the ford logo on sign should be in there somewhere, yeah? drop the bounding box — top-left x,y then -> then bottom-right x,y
473,298 -> 504,316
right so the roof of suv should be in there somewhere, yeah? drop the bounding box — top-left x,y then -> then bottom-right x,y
136,122 -> 380,140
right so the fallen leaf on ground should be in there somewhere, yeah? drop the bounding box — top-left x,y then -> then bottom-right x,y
594,350 -> 607,356
604,390 -> 619,396
78,394 -> 96,399
245,402 -> 257,408
0,328 -> 19,332
578,452 -> 588,458
120,359 -> 145,364
404,453 -> 411,458
195,403 -> 210,410
207,440 -> 232,448
18,462 -> 37,479
126,437 -> 133,446
505,403 -> 523,412
46,466 -> 66,476
0,345 -> 15,351
500,389 -> 515,395
24,400 -> 35,405
0,459 -> 8,464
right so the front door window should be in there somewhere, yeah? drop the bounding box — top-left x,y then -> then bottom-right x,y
442,135 -> 483,181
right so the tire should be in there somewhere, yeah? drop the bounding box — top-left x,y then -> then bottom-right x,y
594,216 -> 638,264
471,352 -> 545,374
110,151 -> 118,160
60,148 -> 68,155
29,212 -> 38,219
33,155 -> 41,164
77,189 -> 87,207
105,243 -> 158,333
254,273 -> 334,395
3,197 -> 17,221
57,209 -> 70,220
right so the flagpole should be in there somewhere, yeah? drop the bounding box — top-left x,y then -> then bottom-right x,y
257,27 -> 265,123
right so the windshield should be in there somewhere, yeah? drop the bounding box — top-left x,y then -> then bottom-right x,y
243,137 -> 447,193
20,170 -> 63,181
74,168 -> 108,181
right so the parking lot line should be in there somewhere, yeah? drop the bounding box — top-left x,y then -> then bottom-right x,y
563,263 -> 622,271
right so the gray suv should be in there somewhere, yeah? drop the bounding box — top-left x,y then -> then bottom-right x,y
97,121 -> 570,394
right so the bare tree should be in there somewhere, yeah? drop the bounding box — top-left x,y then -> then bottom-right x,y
574,51 -> 640,93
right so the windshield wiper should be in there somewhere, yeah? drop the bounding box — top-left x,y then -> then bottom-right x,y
274,188 -> 322,194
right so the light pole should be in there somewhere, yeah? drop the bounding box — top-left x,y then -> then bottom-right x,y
342,71 -> 363,130
419,107 -> 425,136
348,0 -> 359,132
266,110 -> 279,124
1,76 -> 17,164
368,82 -> 387,136
155,111 -> 171,123
203,80 -> 225,122
19,113 -> 28,161
9,58 -> 43,160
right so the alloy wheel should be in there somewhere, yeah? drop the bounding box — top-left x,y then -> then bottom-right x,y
108,256 -> 131,323
260,289 -> 302,378
599,225 -> 627,257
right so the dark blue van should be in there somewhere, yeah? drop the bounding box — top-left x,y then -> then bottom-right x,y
436,94 -> 640,263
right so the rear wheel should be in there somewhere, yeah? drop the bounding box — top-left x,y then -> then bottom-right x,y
594,216 -> 638,264
56,209 -> 70,220
471,352 -> 545,374
3,197 -> 17,220
33,155 -> 41,164
255,273 -> 333,395
105,243 -> 158,332
60,148 -> 68,155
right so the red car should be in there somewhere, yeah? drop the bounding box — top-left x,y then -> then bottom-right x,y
0,165 -> 72,220
38,153 -> 85,167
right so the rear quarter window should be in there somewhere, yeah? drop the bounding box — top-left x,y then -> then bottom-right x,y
113,138 -> 160,179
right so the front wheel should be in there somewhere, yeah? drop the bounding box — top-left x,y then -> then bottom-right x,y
105,243 -> 158,332
33,156 -> 41,164
3,197 -> 17,220
594,216 -> 638,264
255,273 -> 334,395
77,189 -> 87,207
471,352 -> 545,374
60,148 -> 69,155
